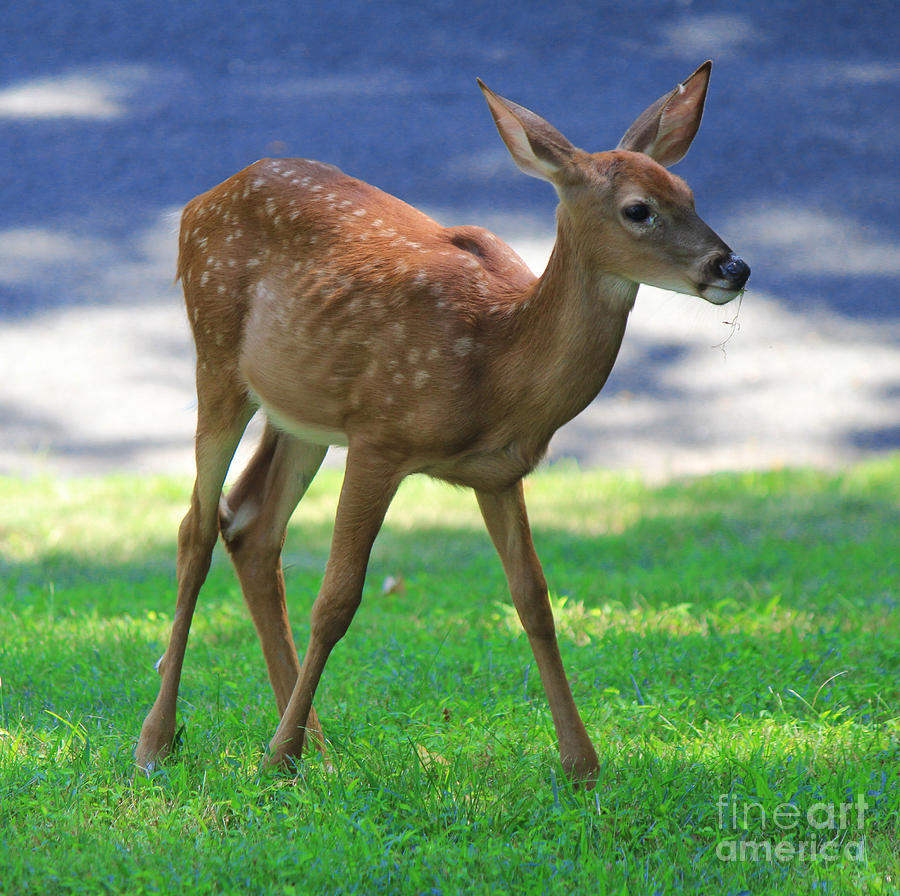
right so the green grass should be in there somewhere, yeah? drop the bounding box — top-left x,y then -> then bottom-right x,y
1,456 -> 899,894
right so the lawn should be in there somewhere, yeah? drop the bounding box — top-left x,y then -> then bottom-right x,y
1,456 -> 898,894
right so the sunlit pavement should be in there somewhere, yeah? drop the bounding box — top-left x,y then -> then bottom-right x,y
1,228 -> 897,480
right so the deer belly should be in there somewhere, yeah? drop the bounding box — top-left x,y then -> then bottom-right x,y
252,392 -> 349,447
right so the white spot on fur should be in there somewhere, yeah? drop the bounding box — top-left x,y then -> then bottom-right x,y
453,336 -> 474,356
413,370 -> 430,388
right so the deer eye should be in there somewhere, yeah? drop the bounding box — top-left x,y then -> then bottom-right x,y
622,202 -> 652,224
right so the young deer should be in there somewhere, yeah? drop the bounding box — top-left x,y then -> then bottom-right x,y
136,61 -> 749,784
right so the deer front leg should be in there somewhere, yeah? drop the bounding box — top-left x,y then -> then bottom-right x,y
476,482 -> 599,786
263,446 -> 401,769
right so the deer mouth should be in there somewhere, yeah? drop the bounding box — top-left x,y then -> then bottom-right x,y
700,283 -> 745,305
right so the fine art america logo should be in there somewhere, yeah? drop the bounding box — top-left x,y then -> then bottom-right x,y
716,794 -> 868,863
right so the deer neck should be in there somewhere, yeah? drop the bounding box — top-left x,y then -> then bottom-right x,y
510,209 -> 637,434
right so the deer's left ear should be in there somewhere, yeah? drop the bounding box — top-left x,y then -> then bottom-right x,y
617,61 -> 712,167
478,79 -> 578,183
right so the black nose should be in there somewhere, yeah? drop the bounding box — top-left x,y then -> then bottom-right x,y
719,253 -> 750,288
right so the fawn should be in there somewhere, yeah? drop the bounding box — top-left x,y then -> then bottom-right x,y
136,61 -> 749,784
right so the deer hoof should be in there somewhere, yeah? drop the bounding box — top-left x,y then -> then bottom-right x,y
135,714 -> 174,776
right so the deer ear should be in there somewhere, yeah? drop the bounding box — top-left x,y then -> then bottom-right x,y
477,79 -> 577,183
616,61 -> 712,167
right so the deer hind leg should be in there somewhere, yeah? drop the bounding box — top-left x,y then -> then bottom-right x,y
135,380 -> 253,774
264,445 -> 401,769
476,482 -> 599,786
218,422 -> 328,758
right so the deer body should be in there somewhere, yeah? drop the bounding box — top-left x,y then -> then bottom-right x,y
184,159 -> 632,491
137,62 -> 749,784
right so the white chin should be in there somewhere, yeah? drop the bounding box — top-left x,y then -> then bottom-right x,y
701,285 -> 742,305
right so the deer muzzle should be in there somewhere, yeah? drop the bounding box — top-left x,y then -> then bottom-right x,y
700,252 -> 750,305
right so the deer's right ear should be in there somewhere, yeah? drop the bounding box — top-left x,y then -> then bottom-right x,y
477,79 -> 577,183
616,61 -> 712,167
